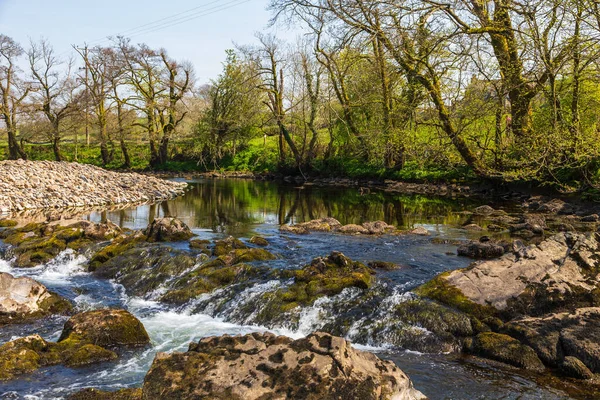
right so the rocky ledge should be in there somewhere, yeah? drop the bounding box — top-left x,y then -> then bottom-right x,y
417,232 -> 600,382
0,160 -> 187,213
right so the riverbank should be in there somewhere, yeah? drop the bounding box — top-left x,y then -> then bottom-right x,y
0,160 -> 187,214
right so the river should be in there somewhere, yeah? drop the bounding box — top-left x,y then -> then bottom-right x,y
0,178 -> 573,399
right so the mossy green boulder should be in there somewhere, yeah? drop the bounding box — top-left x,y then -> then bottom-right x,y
255,252 -> 374,322
58,309 -> 150,347
464,332 -> 545,371
0,309 -> 148,381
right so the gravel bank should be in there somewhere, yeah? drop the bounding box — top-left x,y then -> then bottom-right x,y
0,160 -> 187,213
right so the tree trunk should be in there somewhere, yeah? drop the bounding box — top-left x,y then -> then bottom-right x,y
7,129 -> 27,160
120,138 -> 131,169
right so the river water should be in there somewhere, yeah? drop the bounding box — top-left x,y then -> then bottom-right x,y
0,179 -> 575,399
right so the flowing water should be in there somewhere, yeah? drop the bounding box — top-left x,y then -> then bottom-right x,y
0,179 -> 575,399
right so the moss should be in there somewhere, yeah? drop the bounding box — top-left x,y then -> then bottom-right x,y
88,234 -> 146,271
250,236 -> 269,246
213,237 -> 247,256
64,344 -> 118,367
190,239 -> 210,249
59,309 -> 150,348
161,263 -> 263,305
256,252 -> 374,322
415,272 -> 498,320
0,219 -> 17,228
465,332 -> 545,371
54,227 -> 85,243
230,248 -> 276,263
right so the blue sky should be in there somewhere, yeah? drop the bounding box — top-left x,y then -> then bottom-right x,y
0,0 -> 299,83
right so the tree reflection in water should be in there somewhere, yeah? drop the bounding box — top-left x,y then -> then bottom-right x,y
90,179 -> 487,235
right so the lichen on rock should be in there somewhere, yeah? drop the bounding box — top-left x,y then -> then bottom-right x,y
142,332 -> 426,400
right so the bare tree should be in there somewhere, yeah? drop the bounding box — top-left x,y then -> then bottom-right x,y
0,35 -> 29,159
29,39 -> 80,161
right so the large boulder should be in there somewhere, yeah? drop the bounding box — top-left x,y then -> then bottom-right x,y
143,332 -> 426,400
0,309 -> 148,381
59,309 -> 150,347
0,272 -> 72,325
419,233 -> 600,319
144,217 -> 194,242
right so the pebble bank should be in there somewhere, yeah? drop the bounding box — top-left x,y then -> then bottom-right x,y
0,160 -> 187,213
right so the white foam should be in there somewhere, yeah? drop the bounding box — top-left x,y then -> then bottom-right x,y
0,258 -> 11,272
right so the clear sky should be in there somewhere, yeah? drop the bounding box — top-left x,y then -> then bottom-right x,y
0,0 -> 298,83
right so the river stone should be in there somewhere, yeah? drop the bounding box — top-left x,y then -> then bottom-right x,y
561,356 -> 594,380
457,240 -> 506,259
410,227 -> 430,236
142,332 -> 426,400
58,309 -> 150,347
422,233 -> 600,317
0,272 -> 72,325
338,224 -> 370,234
249,236 -> 269,246
144,218 -> 194,242
465,332 -> 545,371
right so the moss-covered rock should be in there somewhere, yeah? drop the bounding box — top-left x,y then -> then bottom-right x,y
0,221 -> 123,268
88,232 -> 147,272
213,236 -> 247,256
59,309 -> 150,348
63,344 -> 118,367
249,236 -> 269,246
161,261 -> 266,305
0,219 -> 18,228
92,246 -> 197,297
464,332 -> 545,371
67,388 -> 142,400
414,272 -> 498,321
0,309 -> 147,381
189,238 -> 210,249
255,252 -> 374,322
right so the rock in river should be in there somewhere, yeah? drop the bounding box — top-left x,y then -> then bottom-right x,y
0,309 -> 149,381
0,272 -> 72,325
144,217 -> 194,242
143,332 -> 426,400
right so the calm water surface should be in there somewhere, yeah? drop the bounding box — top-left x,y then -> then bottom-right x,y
0,179 -> 576,399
